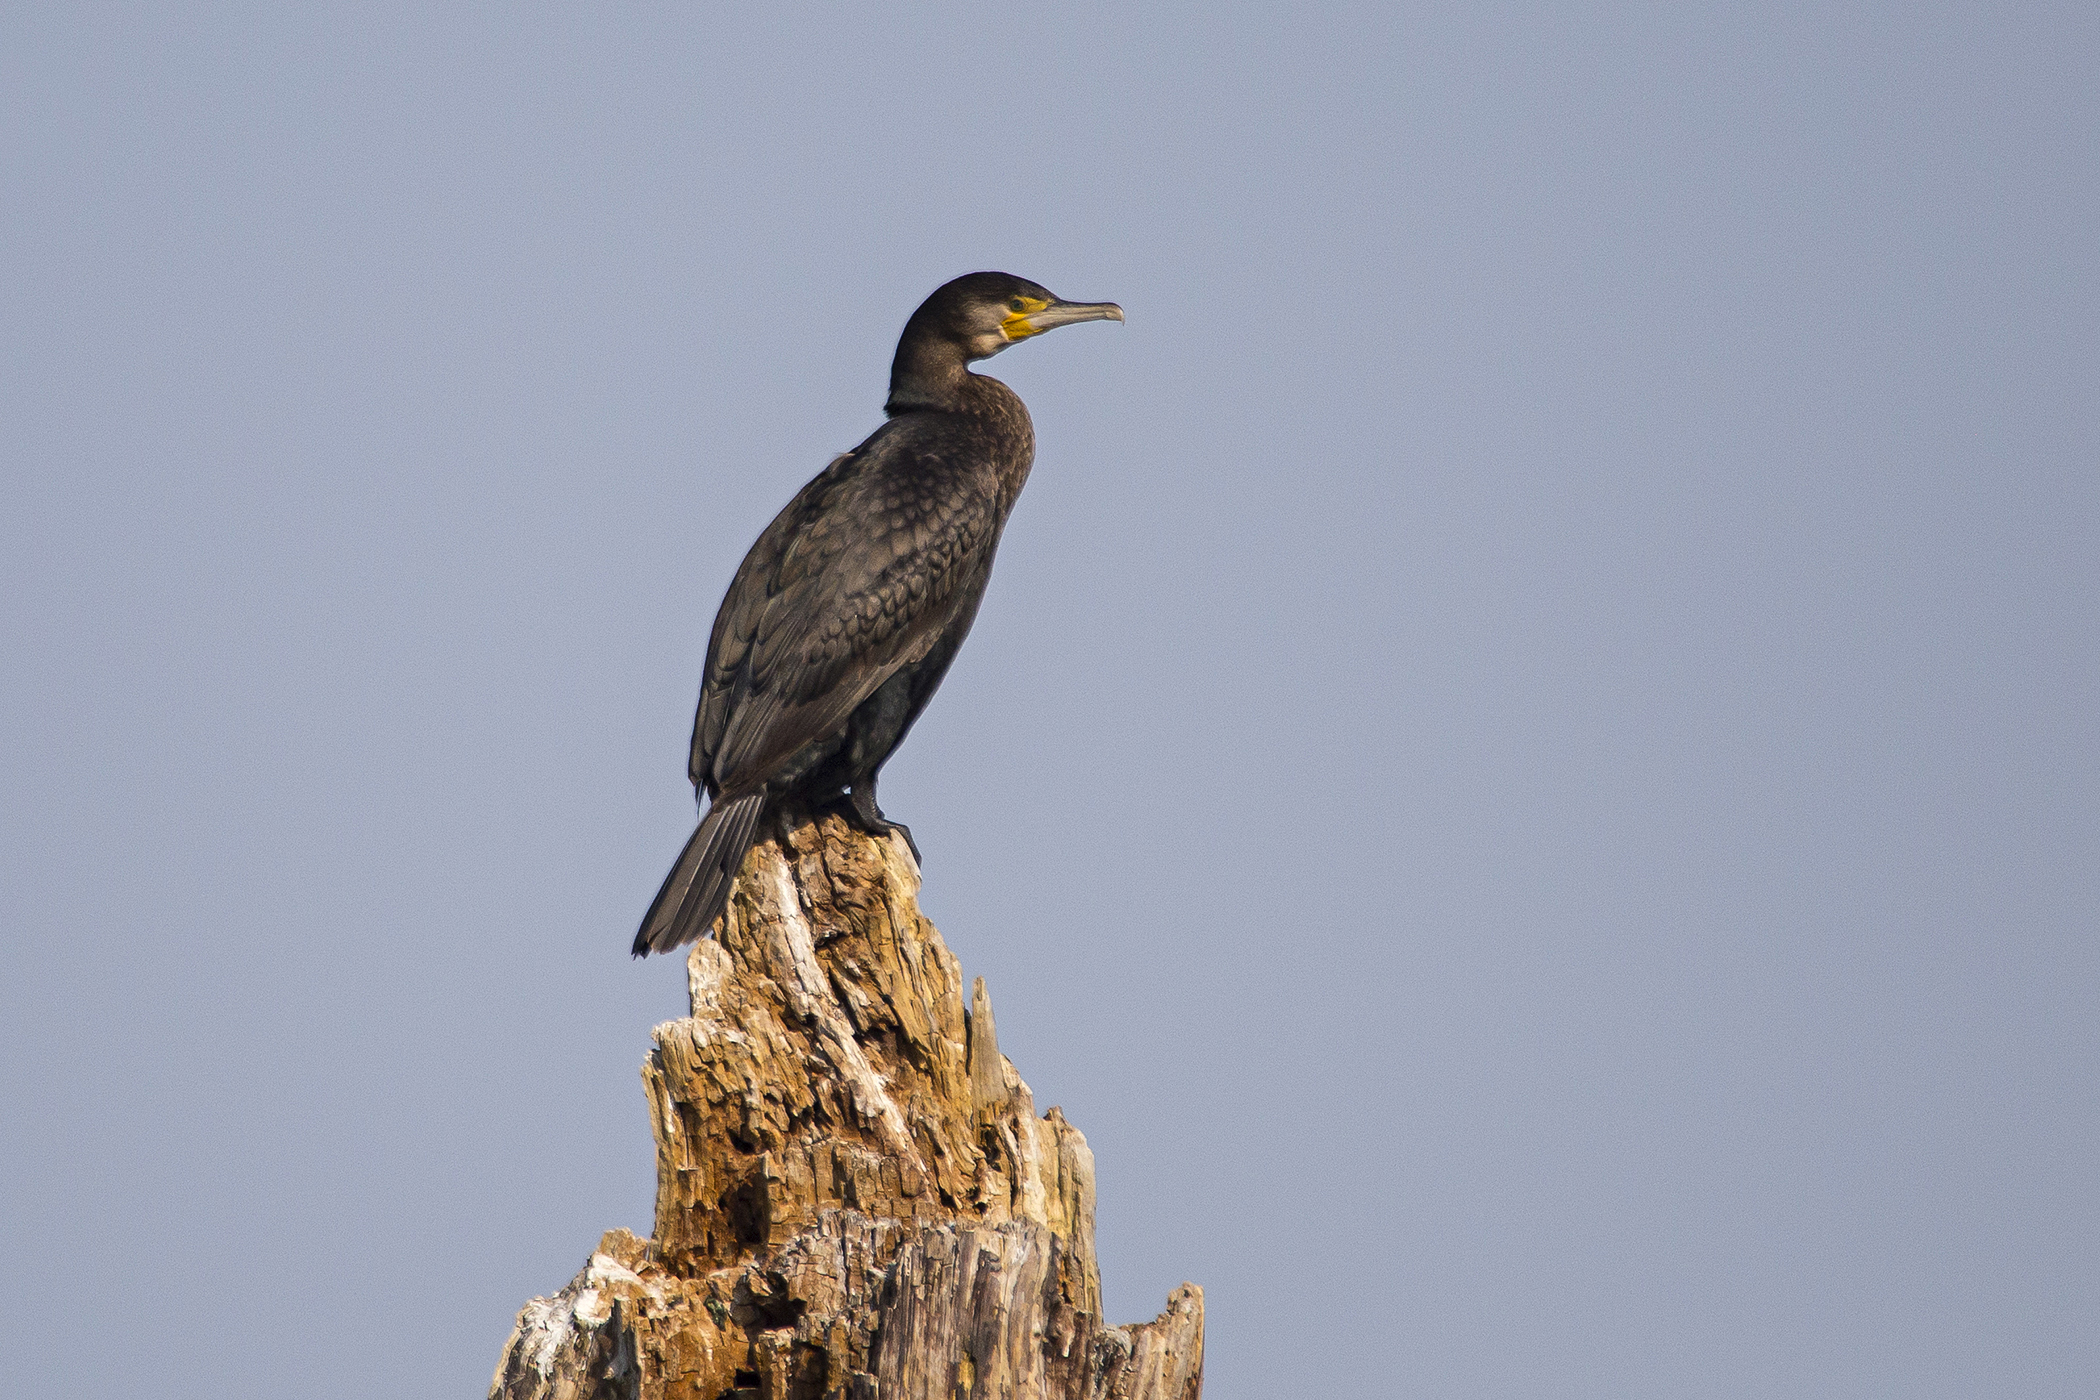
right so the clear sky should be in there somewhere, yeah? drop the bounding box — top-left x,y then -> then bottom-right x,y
4,4 -> 2095,1395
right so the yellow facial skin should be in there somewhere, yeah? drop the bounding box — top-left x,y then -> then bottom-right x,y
999,296 -> 1053,341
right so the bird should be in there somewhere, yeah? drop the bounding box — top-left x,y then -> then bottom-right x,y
633,272 -> 1123,957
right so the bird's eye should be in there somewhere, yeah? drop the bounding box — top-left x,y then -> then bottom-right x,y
1008,298 -> 1027,312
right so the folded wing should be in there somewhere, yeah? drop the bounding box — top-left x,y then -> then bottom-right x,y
690,428 -> 1000,798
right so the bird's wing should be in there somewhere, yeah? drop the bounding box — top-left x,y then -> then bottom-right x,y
690,429 -> 1000,794
689,452 -> 852,789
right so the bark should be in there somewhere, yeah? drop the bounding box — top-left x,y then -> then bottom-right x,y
490,807 -> 1202,1400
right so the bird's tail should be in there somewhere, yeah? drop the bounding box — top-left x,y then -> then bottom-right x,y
632,792 -> 768,957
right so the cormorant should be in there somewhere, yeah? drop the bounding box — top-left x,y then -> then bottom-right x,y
633,271 -> 1123,956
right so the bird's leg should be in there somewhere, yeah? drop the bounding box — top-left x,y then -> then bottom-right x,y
843,776 -> 921,866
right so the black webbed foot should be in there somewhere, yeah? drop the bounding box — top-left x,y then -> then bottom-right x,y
839,779 -> 922,866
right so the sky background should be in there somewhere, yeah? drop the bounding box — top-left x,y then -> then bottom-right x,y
4,3 -> 2096,1396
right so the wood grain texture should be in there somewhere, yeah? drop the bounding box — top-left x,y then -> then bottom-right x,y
492,808 -> 1202,1400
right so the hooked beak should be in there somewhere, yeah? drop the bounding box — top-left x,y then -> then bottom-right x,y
1002,299 -> 1125,341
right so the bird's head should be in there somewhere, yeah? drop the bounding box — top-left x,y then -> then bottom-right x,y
914,271 -> 1124,362
887,272 -> 1122,413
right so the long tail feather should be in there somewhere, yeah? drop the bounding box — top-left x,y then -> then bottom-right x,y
632,793 -> 768,957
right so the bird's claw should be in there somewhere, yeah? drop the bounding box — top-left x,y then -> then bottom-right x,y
837,786 -> 922,866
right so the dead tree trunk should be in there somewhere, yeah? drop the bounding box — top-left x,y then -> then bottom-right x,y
490,807 -> 1204,1400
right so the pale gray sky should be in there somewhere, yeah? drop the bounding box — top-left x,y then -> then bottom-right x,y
4,4 -> 2096,1395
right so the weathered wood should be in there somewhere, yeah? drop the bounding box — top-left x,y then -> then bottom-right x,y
491,807 -> 1202,1400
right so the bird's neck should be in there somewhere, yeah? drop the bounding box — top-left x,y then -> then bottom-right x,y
885,330 -> 977,414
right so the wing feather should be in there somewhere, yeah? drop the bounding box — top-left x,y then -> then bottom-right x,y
689,427 -> 1000,795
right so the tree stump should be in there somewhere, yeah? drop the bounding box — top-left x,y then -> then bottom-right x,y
490,808 -> 1204,1400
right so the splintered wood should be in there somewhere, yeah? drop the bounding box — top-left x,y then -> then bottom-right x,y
490,809 -> 1203,1400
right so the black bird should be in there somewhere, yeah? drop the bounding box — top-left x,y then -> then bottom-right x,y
633,272 -> 1123,956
